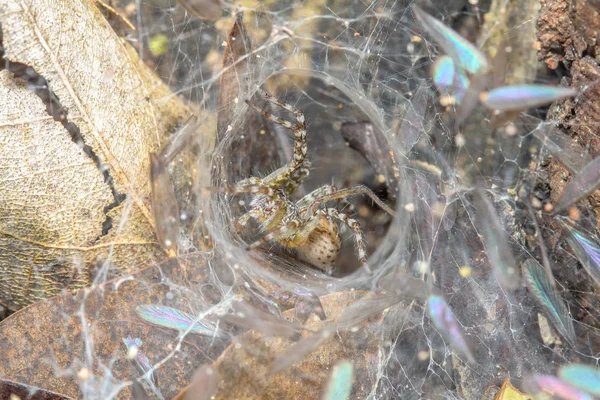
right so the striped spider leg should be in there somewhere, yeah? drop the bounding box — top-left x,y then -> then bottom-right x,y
244,185 -> 360,275
207,89 -> 395,275
244,88 -> 308,189
246,184 -> 395,275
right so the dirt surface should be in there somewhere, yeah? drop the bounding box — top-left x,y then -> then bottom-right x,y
536,0 -> 600,356
538,0 -> 600,222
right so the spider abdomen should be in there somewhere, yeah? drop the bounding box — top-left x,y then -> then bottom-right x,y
295,217 -> 341,275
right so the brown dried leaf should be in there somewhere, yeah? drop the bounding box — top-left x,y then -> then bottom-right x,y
340,121 -> 398,200
222,300 -> 310,338
173,364 -> 220,400
215,12 -> 279,183
198,291 -> 387,399
0,0 -> 189,311
0,255 -> 224,399
0,378 -> 73,400
176,0 -> 222,21
150,153 -> 180,256
494,377 -> 531,400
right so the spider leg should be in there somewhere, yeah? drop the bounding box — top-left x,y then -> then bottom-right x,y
246,220 -> 301,250
203,185 -> 275,197
235,207 -> 260,232
296,185 -> 337,209
338,196 -> 357,215
308,185 -> 396,217
282,159 -> 311,195
233,176 -> 264,188
321,208 -> 372,275
246,89 -> 307,188
205,182 -> 291,234
296,184 -> 355,214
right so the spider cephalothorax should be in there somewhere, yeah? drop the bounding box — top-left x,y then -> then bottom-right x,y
211,89 -> 395,275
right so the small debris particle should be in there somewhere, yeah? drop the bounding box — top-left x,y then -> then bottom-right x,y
358,206 -> 370,218
149,33 -> 169,57
505,123 -> 518,136
127,345 -> 138,359
439,95 -> 456,107
459,266 -> 472,278
78,368 -> 91,380
568,206 -> 580,221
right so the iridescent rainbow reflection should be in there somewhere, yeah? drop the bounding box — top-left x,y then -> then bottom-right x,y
521,259 -> 575,346
432,56 -> 455,91
122,337 -> 158,387
322,360 -> 354,400
558,218 -> 600,286
553,156 -> 600,214
559,364 -> 600,396
412,6 -> 488,74
525,374 -> 593,400
432,56 -> 469,104
483,85 -> 576,111
426,295 -> 475,363
136,304 -> 226,339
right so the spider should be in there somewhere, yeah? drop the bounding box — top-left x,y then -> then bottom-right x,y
209,89 -> 396,275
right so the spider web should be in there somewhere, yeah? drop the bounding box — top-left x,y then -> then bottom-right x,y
2,0 -> 600,399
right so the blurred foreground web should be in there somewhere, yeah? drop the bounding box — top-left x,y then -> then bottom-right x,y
1,0 -> 600,399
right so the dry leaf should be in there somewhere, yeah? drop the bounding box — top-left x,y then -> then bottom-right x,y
176,0 -> 223,21
150,152 -> 180,256
0,378 -> 73,400
192,291 -> 387,399
0,255 -> 224,399
0,0 -> 189,311
173,364 -> 220,400
494,377 -> 532,400
216,12 -> 279,183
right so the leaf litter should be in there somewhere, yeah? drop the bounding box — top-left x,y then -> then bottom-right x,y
0,0 -> 599,399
